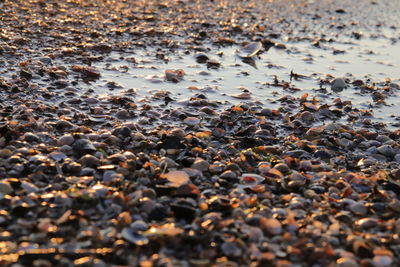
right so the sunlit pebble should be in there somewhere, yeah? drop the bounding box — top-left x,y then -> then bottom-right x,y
162,170 -> 190,187
58,135 -> 74,146
220,170 -> 238,180
260,218 -> 282,235
356,218 -> 378,229
170,128 -> 186,137
79,154 -> 100,167
273,163 -> 289,174
191,158 -> 210,172
336,257 -> 359,267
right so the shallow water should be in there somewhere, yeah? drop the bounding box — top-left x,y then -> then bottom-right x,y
89,36 -> 399,128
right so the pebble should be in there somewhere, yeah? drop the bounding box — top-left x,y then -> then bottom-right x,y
0,181 -> 13,194
191,158 -> 210,172
58,135 -> 75,146
349,202 -> 368,216
331,78 -> 346,91
183,117 -> 200,126
377,145 -> 395,157
220,170 -> 238,180
260,218 -> 282,235
336,258 -> 359,267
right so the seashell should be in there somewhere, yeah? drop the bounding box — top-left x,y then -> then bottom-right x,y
237,41 -> 262,58
162,170 -> 190,187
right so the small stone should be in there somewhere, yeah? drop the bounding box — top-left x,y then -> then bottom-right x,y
191,158 -> 210,172
377,145 -> 395,157
372,255 -> 392,266
350,202 -> 368,216
23,132 -> 40,143
0,181 -> 13,194
112,126 -> 131,138
183,117 -> 200,126
58,135 -> 75,146
221,242 -> 242,257
72,139 -> 97,154
331,78 -> 346,92
220,170 -> 237,180
336,257 -> 359,267
260,218 -> 282,235
356,218 -> 378,229
79,154 -> 100,167
116,110 -> 130,120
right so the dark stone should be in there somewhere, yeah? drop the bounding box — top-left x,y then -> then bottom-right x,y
156,134 -> 185,149
112,126 -> 131,138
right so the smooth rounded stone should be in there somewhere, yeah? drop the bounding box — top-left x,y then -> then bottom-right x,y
58,135 -> 74,146
103,171 -> 117,182
0,181 -> 13,194
331,77 -> 346,92
221,242 -> 242,257
376,135 -> 391,143
356,218 -> 378,229
116,110 -> 130,120
182,168 -> 203,179
259,108 -> 272,116
21,181 -> 39,193
366,147 -> 378,154
336,257 -> 359,267
220,170 -> 238,180
377,145 -> 396,157
112,126 -> 131,138
299,111 -> 314,122
49,151 -> 67,162
365,140 -> 381,147
170,128 -> 186,138
314,150 -> 332,160
349,202 -> 368,216
371,154 -> 389,162
183,116 -> 200,126
372,255 -> 392,266
209,162 -> 224,174
130,220 -> 148,232
395,154 -> 400,163
79,154 -> 100,167
72,139 -> 96,154
23,132 -> 40,143
59,145 -> 73,154
191,158 -> 210,172
84,97 -> 99,104
55,120 -> 77,131
260,218 -> 282,235
38,57 -> 52,64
